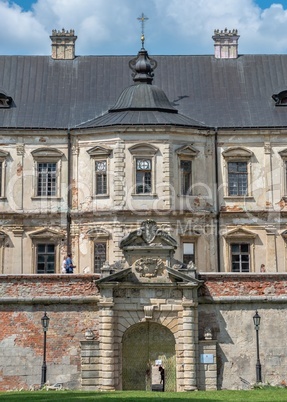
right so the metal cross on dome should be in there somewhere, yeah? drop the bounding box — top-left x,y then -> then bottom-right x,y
137,12 -> 149,48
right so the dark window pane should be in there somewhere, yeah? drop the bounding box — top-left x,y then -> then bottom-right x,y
231,244 -> 239,253
231,243 -> 250,273
180,160 -> 192,195
94,242 -> 106,273
241,244 -> 249,253
37,244 -> 55,274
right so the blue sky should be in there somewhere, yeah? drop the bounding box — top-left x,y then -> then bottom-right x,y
1,0 -> 287,55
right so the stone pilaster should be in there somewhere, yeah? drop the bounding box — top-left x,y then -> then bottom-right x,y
113,142 -> 126,210
162,143 -> 172,209
182,300 -> 198,391
99,299 -> 115,390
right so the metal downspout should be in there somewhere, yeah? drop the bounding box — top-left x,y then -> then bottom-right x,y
67,129 -> 72,254
214,127 -> 221,272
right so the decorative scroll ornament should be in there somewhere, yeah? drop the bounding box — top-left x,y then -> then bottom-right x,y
135,257 -> 165,278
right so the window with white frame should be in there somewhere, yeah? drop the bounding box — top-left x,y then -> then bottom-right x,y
0,161 -> 3,197
37,162 -> 57,196
31,148 -> 63,198
128,143 -> 159,195
231,243 -> 250,272
228,162 -> 248,196
183,242 -> 195,264
87,146 -> 112,197
87,228 -> 110,273
0,150 -> 9,198
176,145 -> 199,196
95,160 -> 107,195
224,227 -> 256,273
222,147 -> 253,197
136,158 -> 152,194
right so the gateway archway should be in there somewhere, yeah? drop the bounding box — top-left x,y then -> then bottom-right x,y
122,322 -> 176,392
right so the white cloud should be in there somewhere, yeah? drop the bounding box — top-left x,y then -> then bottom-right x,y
0,1 -> 48,54
0,0 -> 287,55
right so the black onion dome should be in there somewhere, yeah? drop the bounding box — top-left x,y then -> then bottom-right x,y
109,47 -> 177,113
76,46 -> 206,128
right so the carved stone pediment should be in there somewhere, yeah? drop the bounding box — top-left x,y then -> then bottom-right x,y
31,148 -> 63,159
29,228 -> 64,239
224,226 -> 257,239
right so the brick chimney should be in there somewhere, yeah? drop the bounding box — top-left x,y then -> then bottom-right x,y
212,28 -> 240,59
50,29 -> 77,60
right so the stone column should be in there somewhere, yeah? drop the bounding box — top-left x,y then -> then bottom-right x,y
182,299 -> 198,391
98,295 -> 115,390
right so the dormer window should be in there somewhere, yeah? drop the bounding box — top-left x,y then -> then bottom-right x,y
0,92 -> 12,108
272,91 -> 287,106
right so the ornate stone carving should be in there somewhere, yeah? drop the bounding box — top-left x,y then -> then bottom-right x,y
134,258 -> 165,278
141,220 -> 157,243
120,220 -> 177,248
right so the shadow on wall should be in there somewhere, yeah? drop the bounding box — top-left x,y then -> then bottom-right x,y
198,305 -> 231,390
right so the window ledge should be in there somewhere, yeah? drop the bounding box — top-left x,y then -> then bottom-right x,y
31,196 -> 62,200
131,193 -> 158,198
224,196 -> 254,201
0,197 -> 7,201
92,195 -> 109,199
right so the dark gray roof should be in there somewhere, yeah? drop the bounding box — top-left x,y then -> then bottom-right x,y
1,54 -> 287,130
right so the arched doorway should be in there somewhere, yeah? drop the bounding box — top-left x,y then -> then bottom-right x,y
122,322 -> 176,391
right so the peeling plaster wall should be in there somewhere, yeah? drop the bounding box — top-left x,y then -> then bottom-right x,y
199,273 -> 287,389
0,275 -> 100,391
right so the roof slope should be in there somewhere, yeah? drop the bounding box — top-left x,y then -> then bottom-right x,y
0,54 -> 287,129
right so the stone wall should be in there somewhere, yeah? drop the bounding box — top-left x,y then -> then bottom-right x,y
0,275 -> 100,391
1,273 -> 287,391
199,273 -> 287,389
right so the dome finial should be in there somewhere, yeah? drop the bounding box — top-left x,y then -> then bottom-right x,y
137,12 -> 149,49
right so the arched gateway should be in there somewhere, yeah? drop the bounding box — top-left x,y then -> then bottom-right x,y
122,322 -> 176,391
93,220 -> 203,392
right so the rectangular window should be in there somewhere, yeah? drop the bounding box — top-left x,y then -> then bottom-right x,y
37,244 -> 55,274
94,242 -> 106,273
136,159 -> 152,194
180,160 -> 192,195
183,242 -> 195,265
37,162 -> 56,196
228,162 -> 248,196
95,160 -> 107,195
0,162 -> 3,197
231,243 -> 250,272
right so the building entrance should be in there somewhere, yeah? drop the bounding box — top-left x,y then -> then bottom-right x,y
122,321 -> 176,392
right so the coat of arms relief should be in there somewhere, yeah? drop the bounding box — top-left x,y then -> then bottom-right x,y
134,257 -> 165,278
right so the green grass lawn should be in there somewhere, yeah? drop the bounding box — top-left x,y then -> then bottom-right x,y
0,389 -> 287,402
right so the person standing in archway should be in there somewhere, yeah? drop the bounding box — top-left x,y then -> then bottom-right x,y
159,365 -> 165,392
